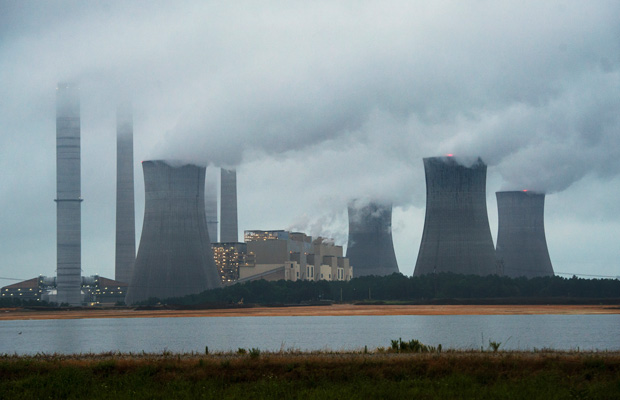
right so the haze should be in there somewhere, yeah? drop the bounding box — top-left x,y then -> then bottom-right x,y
1,1 -> 619,282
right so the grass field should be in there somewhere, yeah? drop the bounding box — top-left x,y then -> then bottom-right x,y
1,349 -> 619,399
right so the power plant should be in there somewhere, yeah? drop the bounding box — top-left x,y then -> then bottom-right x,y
46,83 -> 565,304
125,161 -> 222,304
55,83 -> 83,305
414,156 -> 497,277
495,191 -> 554,278
346,201 -> 399,276
114,104 -> 136,285
220,168 -> 238,242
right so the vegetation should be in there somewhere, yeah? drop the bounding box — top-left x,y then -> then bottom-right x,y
140,273 -> 620,306
0,348 -> 618,399
390,338 -> 439,353
0,297 -> 56,308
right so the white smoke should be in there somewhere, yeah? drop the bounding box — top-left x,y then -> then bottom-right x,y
2,1 -> 620,280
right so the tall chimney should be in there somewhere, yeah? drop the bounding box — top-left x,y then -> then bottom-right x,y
114,103 -> 136,285
55,82 -> 83,305
205,167 -> 218,243
495,191 -> 554,278
346,201 -> 399,277
414,156 -> 496,276
125,161 -> 222,304
220,168 -> 238,242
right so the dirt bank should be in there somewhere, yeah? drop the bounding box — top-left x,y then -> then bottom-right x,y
1,304 -> 618,321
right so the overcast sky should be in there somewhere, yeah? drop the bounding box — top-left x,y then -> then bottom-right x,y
1,0 -> 619,284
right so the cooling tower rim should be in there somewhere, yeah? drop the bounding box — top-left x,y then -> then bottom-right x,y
141,159 -> 203,169
347,198 -> 393,209
496,190 -> 546,196
423,155 -> 486,168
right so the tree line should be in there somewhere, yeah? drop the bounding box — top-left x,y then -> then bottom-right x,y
146,273 -> 620,306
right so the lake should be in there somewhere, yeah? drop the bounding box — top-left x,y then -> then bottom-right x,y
1,314 -> 619,355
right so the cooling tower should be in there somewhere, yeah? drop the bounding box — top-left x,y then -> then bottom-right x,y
495,191 -> 554,278
55,83 -> 82,305
346,201 -> 399,276
220,168 -> 238,242
114,104 -> 136,285
125,161 -> 222,304
205,168 -> 218,242
414,156 -> 496,276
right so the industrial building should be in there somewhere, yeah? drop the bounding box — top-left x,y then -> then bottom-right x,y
310,237 -> 353,281
55,83 -> 83,305
495,191 -> 554,278
125,161 -> 222,304
414,156 -> 497,276
220,168 -> 238,242
212,242 -> 255,283
114,103 -> 136,285
346,200 -> 399,277
1,275 -> 127,305
240,230 -> 352,282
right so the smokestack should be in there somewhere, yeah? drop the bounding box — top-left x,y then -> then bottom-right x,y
125,161 -> 222,304
205,168 -> 218,243
55,82 -> 82,305
220,168 -> 238,242
114,103 -> 136,285
346,201 -> 399,277
414,156 -> 496,276
495,191 -> 554,278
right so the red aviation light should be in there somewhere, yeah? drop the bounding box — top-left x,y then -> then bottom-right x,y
446,154 -> 454,157
522,189 -> 528,192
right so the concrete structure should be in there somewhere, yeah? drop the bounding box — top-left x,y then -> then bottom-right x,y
414,156 -> 497,276
1,278 -> 41,302
115,104 -> 136,285
125,161 -> 222,304
205,168 -> 218,243
346,201 -> 399,277
212,242 -> 255,283
238,263 -> 289,282
220,168 -> 238,242
311,237 -> 353,281
55,83 -> 83,305
241,230 -> 352,282
80,275 -> 128,305
244,230 -> 312,279
495,191 -> 554,278
1,275 -> 127,305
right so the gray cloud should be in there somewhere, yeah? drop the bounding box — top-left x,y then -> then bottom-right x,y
1,1 -> 619,281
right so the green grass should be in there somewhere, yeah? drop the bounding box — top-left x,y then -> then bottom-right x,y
1,351 -> 619,399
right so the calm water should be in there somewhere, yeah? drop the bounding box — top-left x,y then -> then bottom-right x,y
1,315 -> 619,355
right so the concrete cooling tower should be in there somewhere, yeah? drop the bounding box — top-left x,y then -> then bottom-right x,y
114,104 -> 136,285
346,201 -> 399,276
495,191 -> 554,278
414,156 -> 497,276
125,161 -> 222,304
55,83 -> 83,305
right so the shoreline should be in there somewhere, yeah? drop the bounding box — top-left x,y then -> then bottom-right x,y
1,304 -> 619,321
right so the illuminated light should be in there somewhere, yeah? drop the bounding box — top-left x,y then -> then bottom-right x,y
446,154 -> 454,157
523,189 -> 528,192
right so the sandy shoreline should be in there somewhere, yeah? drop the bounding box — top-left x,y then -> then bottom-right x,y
1,304 -> 618,321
